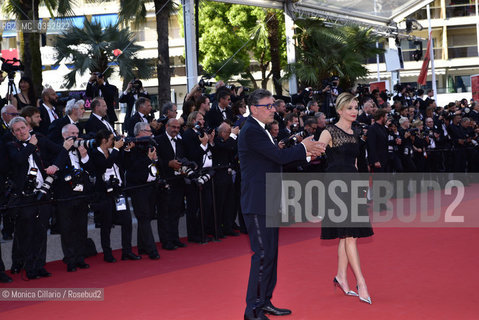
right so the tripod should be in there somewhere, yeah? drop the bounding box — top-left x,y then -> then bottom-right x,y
6,72 -> 18,105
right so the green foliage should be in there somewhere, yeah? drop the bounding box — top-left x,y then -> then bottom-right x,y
53,18 -> 154,88
289,19 -> 384,89
196,2 -> 286,84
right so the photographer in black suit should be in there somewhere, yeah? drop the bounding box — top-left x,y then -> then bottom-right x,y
90,129 -> 140,263
212,122 -> 240,237
183,111 -> 217,239
54,124 -> 93,272
155,119 -> 188,249
86,72 -> 119,126
367,109 -> 389,172
127,97 -> 157,137
119,79 -> 150,133
38,88 -> 61,135
205,90 -> 235,129
48,99 -> 85,144
7,117 -> 69,279
85,97 -> 118,137
125,122 -> 160,259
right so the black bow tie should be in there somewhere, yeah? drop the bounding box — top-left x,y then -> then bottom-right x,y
101,116 -> 107,121
171,137 -> 177,142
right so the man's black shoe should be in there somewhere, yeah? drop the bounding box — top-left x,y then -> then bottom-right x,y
67,265 -> 77,272
173,240 -> 186,248
38,268 -> 52,278
0,272 -> 13,283
121,252 -> 142,261
26,272 -> 40,280
162,242 -> 177,250
244,314 -> 270,320
104,255 -> 117,263
262,304 -> 292,316
77,262 -> 90,269
149,254 -> 160,260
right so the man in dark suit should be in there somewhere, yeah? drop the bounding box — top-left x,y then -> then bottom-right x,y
54,124 -> 93,272
205,90 -> 235,129
212,122 -> 240,236
7,116 -> 69,279
84,97 -> 118,137
357,97 -> 374,126
38,88 -> 61,135
86,72 -> 119,126
238,89 -> 324,320
127,97 -> 152,137
119,79 -> 150,133
1,105 -> 19,137
155,119 -> 187,250
367,109 -> 389,172
125,122 -> 160,259
48,99 -> 85,144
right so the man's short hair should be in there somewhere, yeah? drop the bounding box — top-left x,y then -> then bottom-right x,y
133,121 -> 150,136
61,123 -> 77,136
187,111 -> 200,128
284,112 -> 297,124
306,100 -> 317,110
90,97 -> 104,111
304,118 -> 316,127
9,116 -> 28,129
162,101 -> 175,116
41,87 -> 54,100
217,89 -> 231,102
248,89 -> 272,108
20,106 -> 40,119
373,109 -> 388,121
65,99 -> 85,115
273,99 -> 284,107
399,117 -> 409,125
135,97 -> 150,112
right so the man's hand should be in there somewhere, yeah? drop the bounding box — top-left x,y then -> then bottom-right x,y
301,136 -> 326,157
374,161 -> 381,168
168,159 -> 182,170
199,133 -> 208,146
148,147 -> 157,161
150,120 -> 161,130
78,145 -> 88,159
63,137 -> 74,151
29,134 -> 38,146
208,130 -> 215,144
114,138 -> 124,149
231,126 -> 240,135
278,141 -> 285,149
45,165 -> 59,175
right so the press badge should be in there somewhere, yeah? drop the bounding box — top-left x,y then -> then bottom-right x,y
115,195 -> 127,211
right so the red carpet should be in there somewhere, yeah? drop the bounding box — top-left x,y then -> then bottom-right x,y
1,187 -> 479,319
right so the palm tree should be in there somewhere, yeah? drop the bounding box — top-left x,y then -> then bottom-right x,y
289,19 -> 383,89
52,18 -> 154,88
117,0 -> 178,105
3,0 -> 75,97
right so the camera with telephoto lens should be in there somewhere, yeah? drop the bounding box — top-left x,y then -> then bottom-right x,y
67,136 -> 96,149
194,122 -> 214,138
194,168 -> 215,186
105,175 -> 121,194
281,131 -> 309,148
176,158 -> 198,178
407,128 -> 419,136
35,175 -> 56,201
198,76 -> 213,89
64,168 -> 85,192
23,167 -> 39,196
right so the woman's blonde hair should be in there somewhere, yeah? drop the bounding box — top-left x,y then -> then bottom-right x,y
411,119 -> 423,128
335,92 -> 358,112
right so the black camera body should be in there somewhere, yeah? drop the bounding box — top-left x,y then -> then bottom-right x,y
105,175 -> 121,194
64,168 -> 86,192
67,136 -> 96,149
194,122 -> 214,138
1,58 -> 24,79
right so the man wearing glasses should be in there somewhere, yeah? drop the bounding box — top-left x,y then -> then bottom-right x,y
239,89 -> 325,320
1,105 -> 19,137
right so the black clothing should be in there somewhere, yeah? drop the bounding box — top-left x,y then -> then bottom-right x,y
86,81 -> 119,124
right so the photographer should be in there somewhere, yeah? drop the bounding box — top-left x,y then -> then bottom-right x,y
183,111 -> 217,239
0,72 -> 7,108
205,90 -> 235,129
424,117 -> 444,172
357,97 -> 375,126
156,101 -> 178,135
448,114 -> 468,173
48,99 -> 86,145
212,122 -> 240,237
54,124 -> 94,272
90,129 -> 140,263
120,79 -> 150,133
86,72 -> 119,126
320,76 -> 341,118
386,121 -> 404,173
125,122 -> 160,259
155,119 -> 188,248
6,116 -> 69,279
1,105 -> 19,137
398,117 -> 416,172
127,97 -> 160,137
85,97 -> 118,137
38,88 -> 61,135
278,113 -> 300,141
410,120 -> 428,172
367,109 -> 389,172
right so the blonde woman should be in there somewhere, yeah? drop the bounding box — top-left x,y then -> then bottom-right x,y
318,92 -> 374,304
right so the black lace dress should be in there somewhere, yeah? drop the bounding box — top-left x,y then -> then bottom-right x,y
320,124 -> 374,239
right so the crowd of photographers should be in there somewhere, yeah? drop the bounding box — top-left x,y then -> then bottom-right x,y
0,72 -> 478,283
